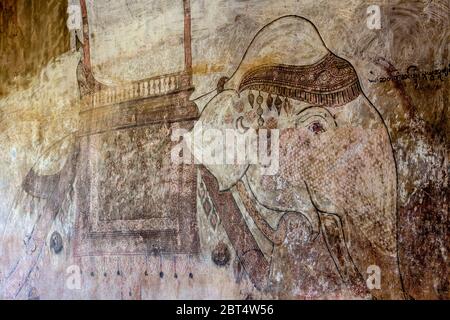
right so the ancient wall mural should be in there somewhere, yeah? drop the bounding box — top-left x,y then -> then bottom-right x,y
0,0 -> 448,300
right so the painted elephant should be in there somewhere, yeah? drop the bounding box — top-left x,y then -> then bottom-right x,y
186,16 -> 405,299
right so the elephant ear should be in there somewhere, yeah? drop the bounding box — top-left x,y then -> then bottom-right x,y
184,90 -> 249,191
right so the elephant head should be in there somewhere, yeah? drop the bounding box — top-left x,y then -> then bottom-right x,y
186,16 -> 403,298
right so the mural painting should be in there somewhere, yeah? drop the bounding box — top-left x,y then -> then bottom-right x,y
0,0 -> 448,300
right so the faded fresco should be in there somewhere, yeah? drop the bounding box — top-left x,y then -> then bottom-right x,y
0,0 -> 448,300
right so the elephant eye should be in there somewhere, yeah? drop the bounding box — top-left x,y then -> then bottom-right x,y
309,121 -> 325,134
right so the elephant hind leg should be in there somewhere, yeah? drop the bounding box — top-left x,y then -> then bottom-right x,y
319,212 -> 366,289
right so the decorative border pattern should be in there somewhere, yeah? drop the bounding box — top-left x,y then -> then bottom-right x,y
239,53 -> 361,107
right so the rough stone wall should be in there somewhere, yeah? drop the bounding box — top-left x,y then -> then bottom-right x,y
0,0 -> 70,97
0,0 -> 448,300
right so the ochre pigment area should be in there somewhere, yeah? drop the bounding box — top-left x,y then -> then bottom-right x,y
0,0 -> 70,98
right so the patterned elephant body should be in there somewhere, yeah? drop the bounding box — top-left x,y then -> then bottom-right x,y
188,16 -> 404,298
